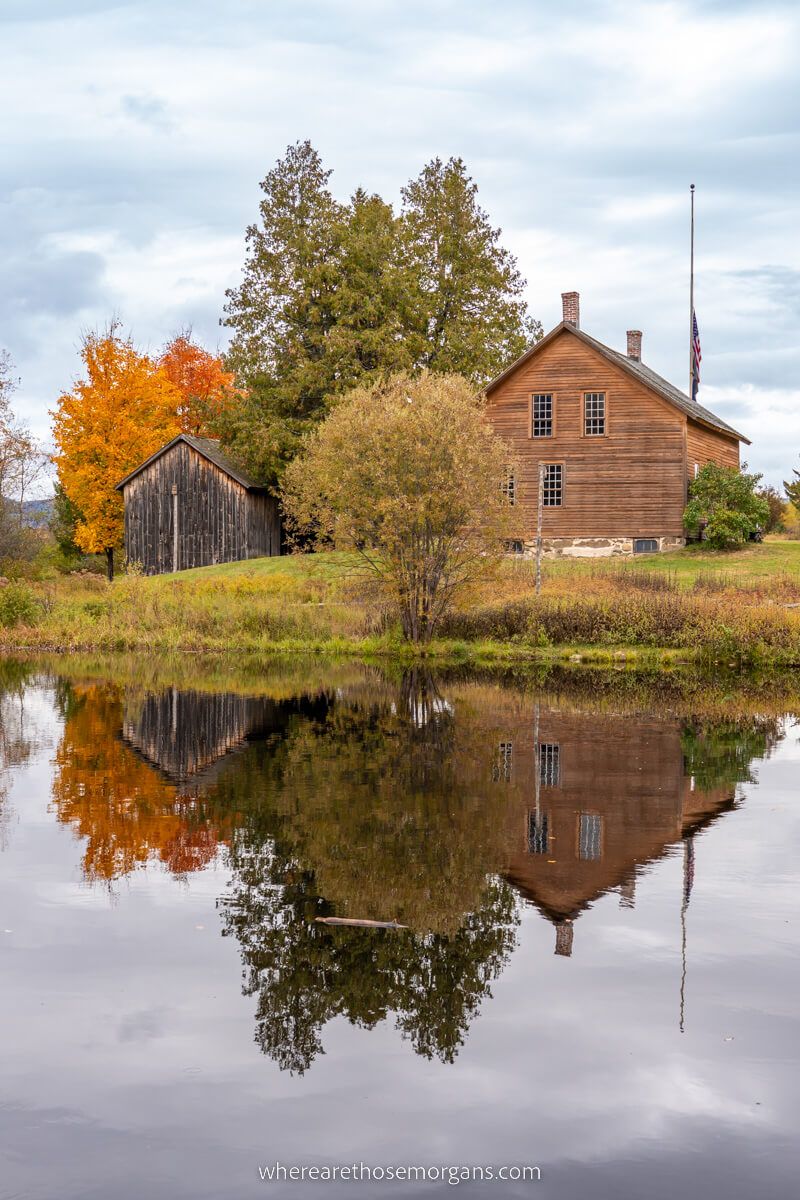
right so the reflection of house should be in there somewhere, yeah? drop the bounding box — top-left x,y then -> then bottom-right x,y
121,689 -> 291,787
495,710 -> 737,954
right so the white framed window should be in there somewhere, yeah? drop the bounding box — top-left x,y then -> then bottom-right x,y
537,742 -> 560,786
578,813 -> 603,860
500,470 -> 516,506
528,811 -> 549,855
492,741 -> 513,782
542,463 -> 564,507
584,392 -> 606,436
532,393 -> 554,438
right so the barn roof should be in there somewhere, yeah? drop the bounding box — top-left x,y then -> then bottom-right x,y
116,434 -> 267,491
485,321 -> 750,444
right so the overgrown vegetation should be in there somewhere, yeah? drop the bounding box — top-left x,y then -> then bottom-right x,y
2,541 -> 800,667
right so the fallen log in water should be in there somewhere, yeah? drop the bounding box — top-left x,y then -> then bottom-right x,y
314,917 -> 407,930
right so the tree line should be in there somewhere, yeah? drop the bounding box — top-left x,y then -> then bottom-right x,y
2,139 -> 799,629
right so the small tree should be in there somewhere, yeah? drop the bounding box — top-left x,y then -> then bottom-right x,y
282,373 -> 520,643
756,485 -> 787,534
784,466 -> 800,509
684,463 -> 770,550
1,351 -> 48,565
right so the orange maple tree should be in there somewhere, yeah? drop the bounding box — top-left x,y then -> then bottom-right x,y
158,333 -> 236,436
51,326 -> 181,578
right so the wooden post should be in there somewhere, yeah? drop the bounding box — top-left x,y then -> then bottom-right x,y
535,462 -> 545,595
106,547 -> 114,582
172,484 -> 179,574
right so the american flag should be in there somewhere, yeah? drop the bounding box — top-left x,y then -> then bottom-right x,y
691,309 -> 702,401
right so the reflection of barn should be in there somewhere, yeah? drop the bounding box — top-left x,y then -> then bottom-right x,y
494,710 -> 737,955
121,689 -> 292,788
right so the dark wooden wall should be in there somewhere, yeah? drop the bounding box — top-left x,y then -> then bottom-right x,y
486,330 -> 738,540
122,689 -> 286,784
122,442 -> 281,573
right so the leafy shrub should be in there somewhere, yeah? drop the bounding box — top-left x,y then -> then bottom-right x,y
0,582 -> 42,628
684,463 -> 770,550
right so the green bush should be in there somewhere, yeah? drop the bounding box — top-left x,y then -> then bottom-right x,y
684,463 -> 770,550
0,582 -> 42,628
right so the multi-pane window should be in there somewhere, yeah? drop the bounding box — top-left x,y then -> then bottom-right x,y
584,392 -> 606,436
537,742 -> 560,786
505,539 -> 524,555
578,813 -> 603,860
542,463 -> 563,507
532,393 -> 553,438
492,741 -> 513,783
528,811 -> 549,855
500,470 -> 516,506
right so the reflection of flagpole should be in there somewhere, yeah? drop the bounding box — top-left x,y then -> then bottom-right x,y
679,835 -> 695,1033
689,184 -> 695,400
533,701 -> 541,825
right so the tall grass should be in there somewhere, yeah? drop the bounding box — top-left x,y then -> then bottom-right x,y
440,590 -> 800,667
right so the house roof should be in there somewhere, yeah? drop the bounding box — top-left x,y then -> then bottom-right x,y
485,321 -> 750,444
116,434 -> 266,491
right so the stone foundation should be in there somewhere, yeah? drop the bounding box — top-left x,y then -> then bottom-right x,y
510,535 -> 685,559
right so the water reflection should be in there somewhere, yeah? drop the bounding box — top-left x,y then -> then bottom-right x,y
38,667 -> 786,1073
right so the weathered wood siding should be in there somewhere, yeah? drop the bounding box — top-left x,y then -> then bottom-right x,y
686,418 -> 740,477
486,330 -> 689,538
122,689 -> 286,784
122,442 -> 280,573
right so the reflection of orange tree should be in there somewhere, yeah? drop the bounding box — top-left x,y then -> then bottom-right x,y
51,683 -> 230,882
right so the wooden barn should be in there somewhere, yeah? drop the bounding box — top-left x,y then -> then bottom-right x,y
485,292 -> 750,556
116,434 -> 280,574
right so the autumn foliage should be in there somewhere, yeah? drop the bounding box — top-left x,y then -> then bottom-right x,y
158,333 -> 236,435
51,327 -> 232,576
51,327 -> 181,570
51,683 -> 229,883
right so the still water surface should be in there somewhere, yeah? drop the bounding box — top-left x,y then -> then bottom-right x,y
0,662 -> 798,1199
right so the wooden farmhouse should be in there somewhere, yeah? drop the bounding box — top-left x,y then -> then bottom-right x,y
116,434 -> 280,574
485,292 -> 749,556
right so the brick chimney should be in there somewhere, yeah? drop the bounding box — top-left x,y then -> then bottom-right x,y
627,329 -> 642,361
561,291 -> 580,328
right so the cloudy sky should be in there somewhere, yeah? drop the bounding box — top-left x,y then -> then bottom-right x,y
2,0 -> 798,484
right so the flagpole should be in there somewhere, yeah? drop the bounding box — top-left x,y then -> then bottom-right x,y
689,184 -> 695,399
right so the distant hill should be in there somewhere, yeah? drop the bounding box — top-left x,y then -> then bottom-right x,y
21,497 -> 54,527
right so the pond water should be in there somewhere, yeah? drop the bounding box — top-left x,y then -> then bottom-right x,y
0,661 -> 798,1199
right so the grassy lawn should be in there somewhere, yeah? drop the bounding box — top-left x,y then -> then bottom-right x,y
167,538 -> 800,594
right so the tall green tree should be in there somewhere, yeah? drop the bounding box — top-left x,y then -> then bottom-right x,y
221,144 -> 540,485
400,156 -> 540,380
221,141 -> 346,483
783,466 -> 800,508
